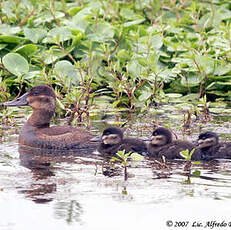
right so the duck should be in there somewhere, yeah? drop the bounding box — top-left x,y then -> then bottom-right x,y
3,84 -> 99,150
194,131 -> 231,160
97,126 -> 147,155
147,127 -> 195,160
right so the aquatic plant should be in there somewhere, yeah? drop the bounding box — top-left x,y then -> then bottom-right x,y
180,149 -> 201,183
0,0 -> 230,120
110,149 -> 144,181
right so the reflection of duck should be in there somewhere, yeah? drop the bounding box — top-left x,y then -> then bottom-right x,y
97,126 -> 147,155
147,127 -> 195,159
3,85 -> 99,150
194,131 -> 231,160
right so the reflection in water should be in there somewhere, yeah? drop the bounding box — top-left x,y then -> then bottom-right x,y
54,200 -> 83,224
18,145 -> 104,204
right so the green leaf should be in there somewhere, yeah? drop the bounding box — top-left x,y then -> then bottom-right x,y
124,19 -> 145,27
130,152 -> 144,161
0,24 -> 21,35
194,55 -> 215,75
214,63 -> 231,76
2,53 -> 29,76
14,44 -> 38,57
181,74 -> 201,87
180,149 -> 189,159
86,23 -> 115,42
116,149 -> 126,159
192,161 -> 201,165
24,28 -> 47,43
0,35 -> 25,44
192,170 -> 201,177
54,60 -> 79,84
43,27 -> 72,43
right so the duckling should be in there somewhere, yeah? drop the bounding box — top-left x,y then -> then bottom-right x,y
147,127 -> 195,160
3,85 -> 99,150
194,131 -> 231,160
97,126 -> 147,155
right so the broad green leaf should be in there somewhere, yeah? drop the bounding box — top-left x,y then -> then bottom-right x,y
24,28 -> 47,43
54,60 -> 79,84
0,35 -> 25,44
138,90 -> 152,101
150,35 -> 163,50
181,74 -> 200,87
15,44 -> 38,57
2,53 -> 29,76
120,8 -> 142,20
0,24 -> 21,35
0,44 -> 7,50
124,19 -> 145,27
214,63 -> 231,76
194,55 -> 215,75
86,23 -> 115,42
43,27 -> 72,43
68,14 -> 89,33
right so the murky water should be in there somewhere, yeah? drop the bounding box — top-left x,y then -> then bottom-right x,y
1,105 -> 231,230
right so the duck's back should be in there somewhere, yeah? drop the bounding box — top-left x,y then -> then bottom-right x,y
194,142 -> 231,161
19,122 -> 98,150
120,138 -> 147,154
148,140 -> 194,159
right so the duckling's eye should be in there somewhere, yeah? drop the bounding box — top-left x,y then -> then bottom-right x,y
153,132 -> 157,136
33,91 -> 39,96
111,136 -> 118,139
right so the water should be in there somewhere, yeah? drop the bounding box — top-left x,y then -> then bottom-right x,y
1,105 -> 231,230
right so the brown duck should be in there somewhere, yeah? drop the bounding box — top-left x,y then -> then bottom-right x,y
3,85 -> 99,150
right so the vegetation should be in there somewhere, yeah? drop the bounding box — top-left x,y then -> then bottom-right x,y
0,0 -> 231,121
111,150 -> 144,181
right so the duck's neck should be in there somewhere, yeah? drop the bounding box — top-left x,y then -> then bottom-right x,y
28,109 -> 55,128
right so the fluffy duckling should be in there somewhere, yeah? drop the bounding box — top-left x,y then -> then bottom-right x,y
194,131 -> 231,160
3,85 -> 99,150
147,127 -> 195,160
97,126 -> 147,155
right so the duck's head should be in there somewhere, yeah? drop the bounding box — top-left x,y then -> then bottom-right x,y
197,132 -> 218,149
101,127 -> 123,145
4,85 -> 56,127
150,127 -> 172,146
4,85 -> 56,110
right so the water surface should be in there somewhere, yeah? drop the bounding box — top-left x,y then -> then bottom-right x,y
1,105 -> 231,230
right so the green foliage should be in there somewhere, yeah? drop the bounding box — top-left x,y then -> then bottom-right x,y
0,0 -> 231,114
180,149 -> 195,161
111,149 -> 144,180
111,150 -> 144,166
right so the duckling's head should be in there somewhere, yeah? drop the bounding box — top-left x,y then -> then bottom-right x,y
150,127 -> 172,146
101,127 -> 123,145
4,85 -> 56,112
197,132 -> 219,150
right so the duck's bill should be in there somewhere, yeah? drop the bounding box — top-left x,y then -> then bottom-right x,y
3,92 -> 29,107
